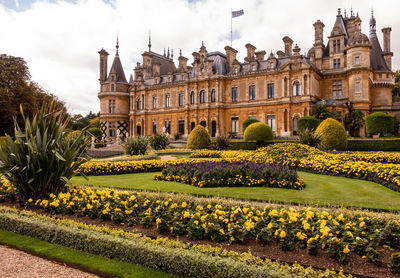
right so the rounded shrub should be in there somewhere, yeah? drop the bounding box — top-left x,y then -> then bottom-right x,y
87,127 -> 102,140
187,125 -> 211,149
244,122 -> 273,143
298,116 -> 319,132
315,118 -> 347,150
366,112 -> 395,135
242,118 -> 260,132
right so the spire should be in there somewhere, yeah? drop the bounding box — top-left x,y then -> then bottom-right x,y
116,34 -> 119,55
369,8 -> 376,37
171,49 -> 173,59
163,48 -> 166,57
337,8 -> 341,15
167,47 -> 170,58
350,7 -> 354,17
148,31 -> 151,52
179,49 -> 182,56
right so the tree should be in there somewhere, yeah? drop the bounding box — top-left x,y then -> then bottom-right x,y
312,104 -> 341,122
393,70 -> 400,97
345,110 -> 365,137
68,111 -> 100,130
0,54 -> 67,136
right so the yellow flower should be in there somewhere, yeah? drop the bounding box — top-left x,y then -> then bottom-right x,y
267,222 -> 274,229
219,229 -> 225,235
303,222 -> 310,230
181,202 -> 187,208
343,245 -> 350,254
279,230 -> 286,238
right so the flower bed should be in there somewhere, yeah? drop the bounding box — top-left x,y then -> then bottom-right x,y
0,206 -> 351,278
0,182 -> 393,264
153,161 -> 305,190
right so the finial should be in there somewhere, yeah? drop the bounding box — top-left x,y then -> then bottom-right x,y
344,9 -> 347,18
356,11 -> 359,17
338,8 -> 341,15
202,41 -> 204,47
179,49 -> 182,56
116,34 -> 119,55
171,49 -> 173,59
351,7 -> 353,17
148,31 -> 151,52
167,47 -> 170,58
164,48 -> 166,56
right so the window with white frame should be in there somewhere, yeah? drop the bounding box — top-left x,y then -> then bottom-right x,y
232,87 -> 238,102
292,81 -> 301,96
108,100 -> 115,113
231,117 -> 239,133
249,85 -> 256,100
355,56 -> 360,65
200,90 -> 206,103
165,94 -> 170,108
332,80 -> 342,99
178,93 -> 184,106
267,83 -> 274,99
267,115 -> 276,132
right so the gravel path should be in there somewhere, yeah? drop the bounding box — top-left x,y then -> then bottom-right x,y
159,155 -> 177,160
0,245 -> 99,278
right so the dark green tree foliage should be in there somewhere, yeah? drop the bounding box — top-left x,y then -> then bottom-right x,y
297,116 -> 319,132
345,110 -> 365,137
312,105 -> 341,122
0,54 -> 67,136
393,70 -> 400,97
242,118 -> 259,132
0,103 -> 90,200
87,127 -> 102,140
68,111 -> 99,130
366,112 -> 395,135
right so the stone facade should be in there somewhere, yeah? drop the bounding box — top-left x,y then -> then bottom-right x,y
98,9 -> 396,140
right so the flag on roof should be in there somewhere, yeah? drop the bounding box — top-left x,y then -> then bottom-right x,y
232,9 -> 244,18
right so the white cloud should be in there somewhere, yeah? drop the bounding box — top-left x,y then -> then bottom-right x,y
0,0 -> 399,115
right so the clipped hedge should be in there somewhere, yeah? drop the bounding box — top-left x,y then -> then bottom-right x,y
187,125 -> 211,149
230,140 -> 297,150
347,138 -> 400,151
366,112 -> 394,135
0,208 -> 349,278
242,118 -> 259,132
298,116 -> 319,132
315,118 -> 347,150
244,122 -> 273,143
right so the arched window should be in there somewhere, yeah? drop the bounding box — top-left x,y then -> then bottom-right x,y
200,120 -> 206,128
211,89 -> 216,103
190,91 -> 195,104
292,81 -> 301,96
200,90 -> 206,103
136,99 -> 142,110
165,94 -> 170,108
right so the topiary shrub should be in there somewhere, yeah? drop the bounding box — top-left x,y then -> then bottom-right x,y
0,103 -> 89,200
315,118 -> 347,150
366,112 -> 394,135
242,118 -> 260,132
124,136 -> 148,155
298,116 -> 319,132
87,127 -> 102,140
149,133 -> 170,150
187,125 -> 211,149
244,122 -> 273,144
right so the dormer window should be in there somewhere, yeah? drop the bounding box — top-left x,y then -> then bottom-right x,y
270,62 -> 274,69
111,84 -> 115,92
182,75 -> 185,81
111,76 -> 115,81
252,64 -> 256,71
234,68 -> 239,74
333,59 -> 341,69
201,67 -> 205,73
333,39 -> 341,53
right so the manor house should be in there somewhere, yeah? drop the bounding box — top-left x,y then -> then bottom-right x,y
98,9 -> 396,140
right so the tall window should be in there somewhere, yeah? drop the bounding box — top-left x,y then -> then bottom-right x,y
267,83 -> 274,99
136,99 -> 142,110
355,82 -> 361,93
267,115 -> 276,132
231,117 -> 239,133
111,84 -> 115,92
178,120 -> 185,135
292,81 -> 301,96
249,85 -> 256,100
108,100 -> 116,113
179,93 -> 184,106
190,91 -> 195,104
153,96 -> 157,109
200,90 -> 206,103
355,56 -> 360,65
333,59 -> 341,69
211,89 -> 216,102
333,39 -> 341,53
232,87 -> 238,102
332,80 -> 342,99
165,120 -> 171,134
270,62 -> 274,69
152,121 -> 158,134
109,122 -> 115,137
165,94 -> 170,108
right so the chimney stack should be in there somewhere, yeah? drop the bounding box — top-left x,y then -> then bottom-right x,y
382,27 -> 393,70
224,45 -> 238,73
244,43 -> 256,62
282,36 -> 294,56
98,48 -> 109,82
255,50 -> 266,61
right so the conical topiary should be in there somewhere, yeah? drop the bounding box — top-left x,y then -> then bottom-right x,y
187,125 -> 211,149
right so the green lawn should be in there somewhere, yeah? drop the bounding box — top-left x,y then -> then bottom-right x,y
71,171 -> 400,211
0,229 -> 176,278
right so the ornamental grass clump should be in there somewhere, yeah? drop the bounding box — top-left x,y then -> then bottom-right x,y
124,136 -> 149,155
0,103 -> 89,200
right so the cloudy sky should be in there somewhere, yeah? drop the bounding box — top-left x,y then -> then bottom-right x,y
0,0 -> 399,115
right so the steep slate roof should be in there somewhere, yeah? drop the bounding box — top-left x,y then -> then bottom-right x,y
369,15 -> 390,72
108,54 -> 127,83
330,13 -> 349,38
208,51 -> 228,74
145,51 -> 176,77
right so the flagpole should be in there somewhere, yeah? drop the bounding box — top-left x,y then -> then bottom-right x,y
230,8 -> 232,47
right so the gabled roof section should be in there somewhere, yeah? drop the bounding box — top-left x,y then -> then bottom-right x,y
108,54 -> 127,83
330,11 -> 349,38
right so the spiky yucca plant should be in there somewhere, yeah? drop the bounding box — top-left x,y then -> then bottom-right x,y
0,103 -> 89,200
